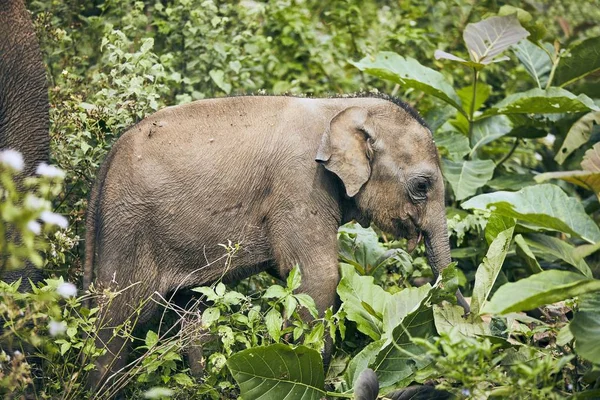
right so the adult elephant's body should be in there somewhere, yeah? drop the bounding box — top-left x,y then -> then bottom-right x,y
85,95 -> 462,388
0,0 -> 49,176
0,0 -> 49,287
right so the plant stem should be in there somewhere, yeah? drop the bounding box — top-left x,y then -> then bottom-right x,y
545,41 -> 561,89
496,138 -> 520,168
467,68 -> 479,153
326,391 -> 353,398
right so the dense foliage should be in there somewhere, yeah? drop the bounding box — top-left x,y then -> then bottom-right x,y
1,0 -> 600,398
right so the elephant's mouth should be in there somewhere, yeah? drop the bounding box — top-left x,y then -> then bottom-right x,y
392,218 -> 422,252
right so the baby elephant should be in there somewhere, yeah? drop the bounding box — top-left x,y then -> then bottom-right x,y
84,94 -> 465,391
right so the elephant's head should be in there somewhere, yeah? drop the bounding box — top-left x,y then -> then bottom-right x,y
316,96 -> 455,286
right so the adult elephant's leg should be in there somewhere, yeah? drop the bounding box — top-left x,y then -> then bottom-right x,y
268,216 -> 340,362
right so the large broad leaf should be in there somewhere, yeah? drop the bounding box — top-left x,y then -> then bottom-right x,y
482,270 -> 600,315
482,87 -> 599,117
484,213 -> 516,246
514,234 -> 543,274
433,304 -> 490,337
471,225 -> 515,316
370,299 -> 435,391
451,84 -> 492,135
512,40 -> 552,89
555,111 -> 600,165
538,142 -> 600,201
555,36 -> 600,87
337,263 -> 390,340
435,130 -> 471,161
350,52 -> 463,112
570,293 -> 600,364
462,184 -> 600,244
382,285 -> 431,342
345,340 -> 385,388
470,115 -> 513,156
521,233 -> 593,278
226,344 -> 325,400
442,159 -> 496,201
463,15 -> 529,64
338,222 -> 387,274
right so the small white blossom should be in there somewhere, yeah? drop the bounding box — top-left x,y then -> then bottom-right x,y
24,195 -> 45,210
36,163 -> 65,178
57,282 -> 77,298
0,149 -> 24,172
27,220 -> 42,235
48,320 -> 67,336
40,211 -> 68,229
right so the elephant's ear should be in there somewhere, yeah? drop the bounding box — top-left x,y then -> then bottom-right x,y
315,107 -> 375,197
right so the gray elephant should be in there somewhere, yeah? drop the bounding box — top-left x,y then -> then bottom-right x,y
0,0 -> 49,176
0,0 -> 49,284
84,94 -> 467,391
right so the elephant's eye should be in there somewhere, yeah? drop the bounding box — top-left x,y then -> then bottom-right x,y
409,177 -> 430,201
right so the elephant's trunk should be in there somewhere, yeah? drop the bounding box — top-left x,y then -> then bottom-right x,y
424,208 -> 470,314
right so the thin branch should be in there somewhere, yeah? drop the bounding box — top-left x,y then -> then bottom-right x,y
496,138 -> 520,168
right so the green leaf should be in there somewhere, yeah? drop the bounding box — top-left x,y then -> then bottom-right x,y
538,142 -> 600,200
351,52 -> 463,112
482,270 -> 600,315
462,184 -> 600,243
287,265 -> 302,291
295,293 -> 318,318
451,84 -> 492,134
265,308 -> 283,342
143,387 -> 175,399
263,285 -> 288,299
555,111 -> 600,164
483,87 -> 599,117
338,222 -> 386,274
512,40 -> 552,89
555,36 -> 600,87
433,304 -> 490,337
463,15 -> 529,64
442,159 -> 496,201
521,233 -> 593,278
370,297 -> 435,390
434,49 -> 484,70
435,130 -> 470,161
145,330 -> 159,348
514,234 -> 543,274
484,213 -> 516,246
486,173 -> 537,191
471,225 -> 514,316
345,340 -> 384,388
470,115 -> 513,156
227,344 -> 325,400
382,285 -> 431,341
202,307 -> 221,328
209,69 -> 232,94
570,293 -> 600,363
337,263 -> 390,340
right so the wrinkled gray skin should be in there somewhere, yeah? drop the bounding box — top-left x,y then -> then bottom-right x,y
0,0 -> 49,285
84,95 -> 467,391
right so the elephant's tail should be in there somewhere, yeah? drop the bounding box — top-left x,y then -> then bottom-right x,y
83,145 -> 118,299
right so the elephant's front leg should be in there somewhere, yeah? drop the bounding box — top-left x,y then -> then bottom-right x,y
269,217 -> 340,361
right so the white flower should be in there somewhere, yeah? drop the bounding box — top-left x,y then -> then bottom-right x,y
0,149 -> 24,172
40,211 -> 68,229
48,320 -> 67,336
27,220 -> 41,235
24,195 -> 45,210
57,282 -> 77,298
36,163 -> 65,178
